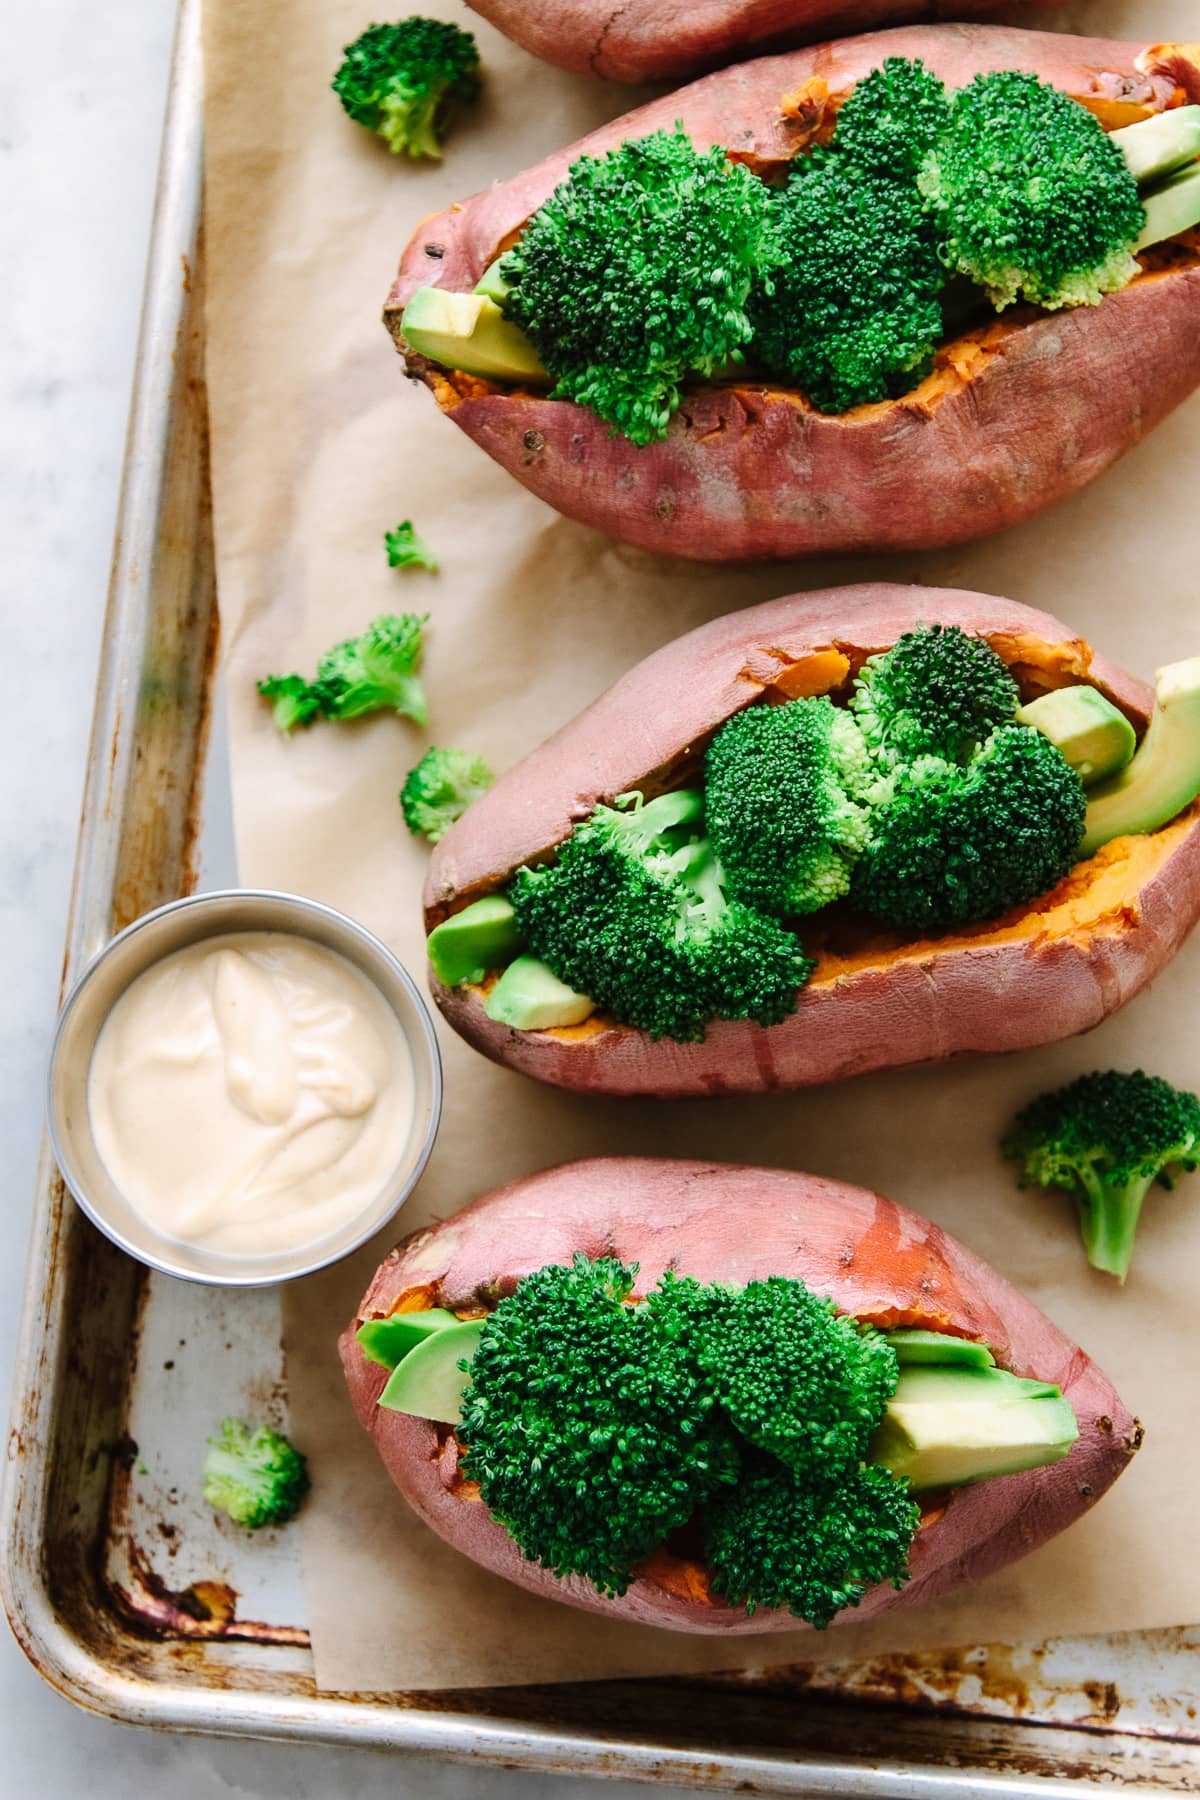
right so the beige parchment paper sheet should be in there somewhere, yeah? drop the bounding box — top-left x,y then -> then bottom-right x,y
203,0 -> 1199,1690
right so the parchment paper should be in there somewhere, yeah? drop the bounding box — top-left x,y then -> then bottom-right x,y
203,0 -> 1199,1690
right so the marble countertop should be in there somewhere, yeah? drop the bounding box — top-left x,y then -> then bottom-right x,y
0,2 -> 720,1793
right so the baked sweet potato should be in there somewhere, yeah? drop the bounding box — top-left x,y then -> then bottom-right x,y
341,1157 -> 1140,1633
422,583 -> 1200,1097
385,26 -> 1200,562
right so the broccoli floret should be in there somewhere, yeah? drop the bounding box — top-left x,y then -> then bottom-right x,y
313,612 -> 428,724
256,672 -> 323,734
385,519 -> 438,571
705,1455 -> 919,1629
918,71 -> 1146,311
500,128 -> 772,443
831,56 -> 951,180
508,790 -> 813,1041
851,725 -> 1086,931
851,625 -> 1019,767
458,1256 -> 742,1596
705,696 -> 878,916
332,18 -> 480,160
401,746 -> 494,843
203,1419 -> 309,1530
1004,1069 -> 1200,1282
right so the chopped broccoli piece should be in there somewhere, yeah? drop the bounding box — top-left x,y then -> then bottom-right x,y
850,725 -> 1087,932
332,18 -> 480,160
851,624 -> 1019,767
385,519 -> 438,572
256,672 -> 323,734
918,70 -> 1146,311
829,55 -> 951,180
508,789 -> 813,1042
705,696 -> 878,916
500,128 -> 773,444
313,612 -> 428,724
705,1455 -> 919,1628
202,1419 -> 309,1530
1004,1069 -> 1200,1282
401,746 -> 495,843
458,1255 -> 742,1596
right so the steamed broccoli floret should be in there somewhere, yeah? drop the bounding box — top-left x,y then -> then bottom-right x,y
332,18 -> 480,160
500,128 -> 773,443
1004,1069 -> 1200,1282
385,519 -> 438,571
458,1256 -> 742,1596
203,1419 -> 309,1530
313,612 -> 428,724
256,672 -> 323,734
851,624 -> 1020,767
918,70 -> 1146,311
850,725 -> 1087,932
401,746 -> 494,843
705,697 -> 878,916
705,1455 -> 919,1628
509,790 -> 813,1042
830,55 -> 951,179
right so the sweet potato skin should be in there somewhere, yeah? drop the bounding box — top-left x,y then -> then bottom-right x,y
423,583 -> 1200,1097
340,1158 -> 1140,1633
386,28 -> 1200,562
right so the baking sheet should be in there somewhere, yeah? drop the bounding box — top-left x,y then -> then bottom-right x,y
202,0 -> 1200,1692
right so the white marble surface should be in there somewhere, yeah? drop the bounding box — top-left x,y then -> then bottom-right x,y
0,3 -> 717,1794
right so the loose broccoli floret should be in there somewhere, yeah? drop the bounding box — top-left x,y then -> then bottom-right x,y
851,624 -> 1020,768
918,70 -> 1146,311
458,1256 -> 742,1596
830,55 -> 951,180
851,725 -> 1086,932
705,1456 -> 919,1628
500,128 -> 773,443
203,1419 -> 309,1530
1004,1069 -> 1200,1282
256,672 -> 323,734
313,612 -> 428,724
401,746 -> 494,843
705,696 -> 878,916
508,789 -> 813,1041
385,519 -> 438,571
332,18 -> 480,160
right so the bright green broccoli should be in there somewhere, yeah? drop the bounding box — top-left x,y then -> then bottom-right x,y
704,696 -> 878,916
202,1419 -> 309,1529
508,789 -> 813,1042
499,128 -> 773,443
829,55 -> 951,180
256,672 -> 324,734
1004,1069 -> 1200,1282
705,1455 -> 919,1628
457,1255 -> 742,1596
313,612 -> 428,724
850,725 -> 1086,932
401,746 -> 494,843
332,18 -> 480,160
918,70 -> 1146,311
850,624 -> 1020,767
385,519 -> 438,571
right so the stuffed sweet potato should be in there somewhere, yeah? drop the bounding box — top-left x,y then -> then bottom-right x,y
386,26 -> 1200,561
341,1157 -> 1140,1633
421,584 -> 1200,1098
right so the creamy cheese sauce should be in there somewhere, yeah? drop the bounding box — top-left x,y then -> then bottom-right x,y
88,932 -> 415,1258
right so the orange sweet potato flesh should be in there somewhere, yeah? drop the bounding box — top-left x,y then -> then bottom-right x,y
422,583 -> 1200,1098
340,1157 -> 1141,1634
386,27 -> 1200,562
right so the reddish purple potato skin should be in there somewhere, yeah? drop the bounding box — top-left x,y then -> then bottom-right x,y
341,1158 -> 1141,1634
422,584 -> 1200,1099
386,28 -> 1200,562
467,0 -> 1069,83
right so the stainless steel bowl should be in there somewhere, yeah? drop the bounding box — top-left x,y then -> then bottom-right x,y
47,890 -> 442,1285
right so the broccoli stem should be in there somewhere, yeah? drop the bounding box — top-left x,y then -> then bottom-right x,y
1074,1166 -> 1146,1283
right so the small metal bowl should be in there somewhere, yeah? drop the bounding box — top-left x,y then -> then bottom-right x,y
47,890 -> 442,1286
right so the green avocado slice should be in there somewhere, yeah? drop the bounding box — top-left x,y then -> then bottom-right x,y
885,1329 -> 995,1368
401,287 -> 548,384
356,1308 -> 460,1371
871,1364 -> 1079,1490
427,894 -> 525,989
378,1320 -> 485,1423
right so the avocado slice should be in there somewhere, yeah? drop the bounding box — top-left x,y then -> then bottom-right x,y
1081,656 -> 1200,855
474,260 -> 512,306
872,1364 -> 1079,1490
427,894 -> 525,989
1136,162 -> 1200,252
484,954 -> 596,1030
378,1319 -> 485,1423
885,1328 -> 995,1369
1111,106 -> 1200,186
1016,686 -> 1136,786
401,287 -> 548,384
356,1308 -> 460,1371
